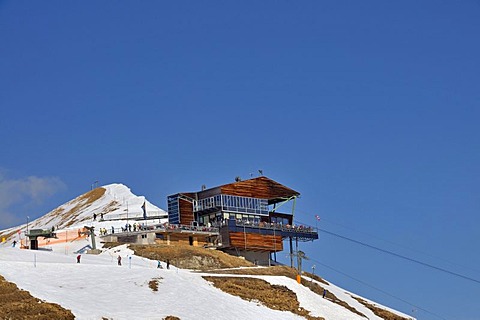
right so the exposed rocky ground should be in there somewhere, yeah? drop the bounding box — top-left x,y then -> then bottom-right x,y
0,275 -> 75,320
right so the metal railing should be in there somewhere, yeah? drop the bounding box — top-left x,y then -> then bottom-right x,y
160,224 -> 219,234
98,210 -> 168,222
102,223 -> 219,236
232,220 -> 317,234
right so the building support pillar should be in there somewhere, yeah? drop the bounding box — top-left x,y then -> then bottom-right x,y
289,236 -> 294,268
295,237 -> 299,269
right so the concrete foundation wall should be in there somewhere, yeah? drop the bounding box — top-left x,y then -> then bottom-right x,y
102,232 -> 217,247
223,249 -> 271,266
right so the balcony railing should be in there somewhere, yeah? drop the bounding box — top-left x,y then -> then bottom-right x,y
106,223 -> 219,236
232,220 -> 317,234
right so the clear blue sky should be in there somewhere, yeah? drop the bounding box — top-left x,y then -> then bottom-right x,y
1,1 -> 479,319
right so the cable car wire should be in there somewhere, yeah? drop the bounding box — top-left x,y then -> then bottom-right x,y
313,227 -> 480,285
295,216 -> 480,285
308,257 -> 449,320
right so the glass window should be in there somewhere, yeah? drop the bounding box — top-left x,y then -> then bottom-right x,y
219,195 -> 268,215
167,195 -> 180,224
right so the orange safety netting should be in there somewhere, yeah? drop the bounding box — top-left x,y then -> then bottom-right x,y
33,228 -> 89,247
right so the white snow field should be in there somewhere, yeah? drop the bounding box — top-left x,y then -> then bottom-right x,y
0,184 -> 414,320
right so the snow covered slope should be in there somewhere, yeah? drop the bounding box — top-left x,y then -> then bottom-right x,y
0,184 -> 414,320
0,242 -> 414,320
0,184 -> 167,243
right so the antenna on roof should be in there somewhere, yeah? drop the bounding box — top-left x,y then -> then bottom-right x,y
235,176 -> 242,182
258,169 -> 263,176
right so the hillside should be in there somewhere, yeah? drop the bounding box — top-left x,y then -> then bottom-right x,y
0,184 -> 167,244
0,184 -> 415,320
128,243 -> 254,270
0,275 -> 75,320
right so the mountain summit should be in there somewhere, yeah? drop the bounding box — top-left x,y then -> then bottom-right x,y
0,184 -> 167,241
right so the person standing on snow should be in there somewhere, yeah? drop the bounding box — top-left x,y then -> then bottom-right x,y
117,255 -> 122,266
77,254 -> 81,263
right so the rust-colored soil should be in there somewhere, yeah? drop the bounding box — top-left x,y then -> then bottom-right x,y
0,275 -> 75,320
102,200 -> 120,214
302,271 -> 330,285
204,266 -> 364,317
206,265 -> 329,283
130,244 -> 253,270
203,276 -> 324,320
300,278 -> 366,318
61,187 -> 106,227
352,296 -> 411,320
205,265 -> 297,277
148,277 -> 163,292
0,230 -> 18,243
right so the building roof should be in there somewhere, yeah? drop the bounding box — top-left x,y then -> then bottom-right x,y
198,176 -> 300,204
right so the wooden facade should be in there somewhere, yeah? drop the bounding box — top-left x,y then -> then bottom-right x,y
228,232 -> 283,252
179,198 -> 194,226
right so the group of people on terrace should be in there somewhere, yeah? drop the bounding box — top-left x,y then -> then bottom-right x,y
101,223 -> 152,236
98,218 -> 314,237
102,222 -> 217,236
121,222 -> 146,232
236,219 -> 315,233
163,223 -> 218,233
